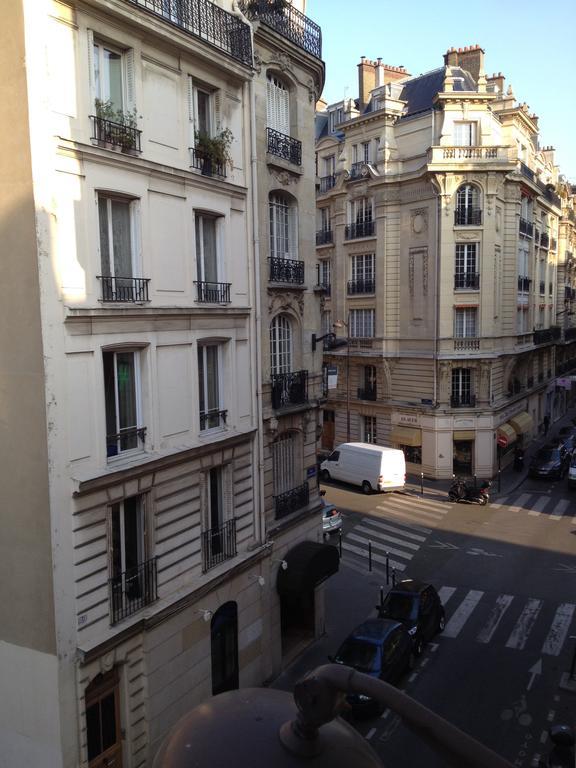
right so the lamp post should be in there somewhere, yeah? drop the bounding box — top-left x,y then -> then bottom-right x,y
333,318 -> 350,442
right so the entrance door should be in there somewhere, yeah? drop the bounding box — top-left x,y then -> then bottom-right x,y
211,601 -> 239,696
453,440 -> 474,476
321,410 -> 335,451
280,589 -> 315,660
85,669 -> 123,768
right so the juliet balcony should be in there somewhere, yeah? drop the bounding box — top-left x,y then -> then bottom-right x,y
267,127 -> 302,166
200,408 -> 228,431
91,115 -> 142,154
345,221 -> 375,240
450,394 -> 476,408
194,280 -> 231,303
269,257 -> 305,284
316,229 -> 333,246
274,481 -> 310,520
98,276 -> 150,302
318,175 -> 336,194
454,207 -> 482,226
519,218 -> 533,237
347,277 -> 375,295
190,147 -> 226,178
454,273 -> 480,290
357,386 -> 377,401
201,519 -> 237,572
109,556 -> 157,625
271,370 -> 308,410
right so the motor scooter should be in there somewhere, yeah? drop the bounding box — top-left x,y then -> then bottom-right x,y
448,478 -> 491,505
540,724 -> 575,768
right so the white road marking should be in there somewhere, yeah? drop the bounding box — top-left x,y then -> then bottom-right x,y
549,499 -> 570,520
408,672 -> 418,682
375,506 -> 433,533
386,508 -> 440,528
542,603 -> 576,656
443,590 -> 484,638
476,594 -> 514,643
354,524 -> 421,550
366,727 -> 376,740
360,518 -> 427,542
528,496 -> 549,517
505,599 -> 543,649
347,532 -> 414,561
437,586 -> 456,606
515,493 -> 532,510
386,501 -> 443,521
547,709 -> 555,722
539,730 -> 548,744
342,542 -> 407,571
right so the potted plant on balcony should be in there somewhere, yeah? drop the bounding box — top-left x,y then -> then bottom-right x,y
243,0 -> 290,20
94,99 -> 139,154
194,128 -> 234,176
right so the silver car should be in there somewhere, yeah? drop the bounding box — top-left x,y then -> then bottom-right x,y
322,499 -> 342,536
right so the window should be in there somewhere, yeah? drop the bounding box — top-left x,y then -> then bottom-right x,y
103,350 -> 144,458
363,415 -> 377,443
85,670 -> 122,768
401,445 -> 421,464
455,185 -> 481,225
455,243 -> 478,289
270,315 -> 292,375
272,432 -> 299,497
351,253 -> 375,281
517,306 -> 529,333
195,213 -> 222,290
109,495 -> 152,621
350,309 -> 375,338
452,368 -> 473,406
323,155 -> 335,175
453,121 -> 477,146
318,259 -> 331,288
321,310 -> 332,335
93,41 -> 125,112
350,197 -> 373,225
188,76 -> 218,143
361,141 -> 370,163
329,107 -> 344,132
198,344 -> 225,430
269,192 -> 298,260
98,194 -> 141,300
267,74 -> 290,135
454,307 -> 477,338
518,241 -> 529,284
318,207 -> 331,232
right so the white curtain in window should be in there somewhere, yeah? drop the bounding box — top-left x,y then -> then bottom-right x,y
270,315 -> 292,375
270,194 -> 296,259
272,433 -> 296,495
196,215 -> 218,282
266,75 -> 289,135
454,122 -> 476,146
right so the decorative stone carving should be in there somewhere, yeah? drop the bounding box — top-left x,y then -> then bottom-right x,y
268,291 -> 304,318
270,168 -> 299,186
411,208 -> 428,234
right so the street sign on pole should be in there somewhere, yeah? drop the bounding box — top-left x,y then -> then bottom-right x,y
497,435 -> 508,449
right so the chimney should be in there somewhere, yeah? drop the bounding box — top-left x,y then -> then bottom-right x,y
443,45 -> 485,84
486,72 -> 505,94
358,57 -> 376,110
381,64 -> 410,84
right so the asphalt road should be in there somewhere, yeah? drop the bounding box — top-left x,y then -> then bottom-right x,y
320,474 -> 576,768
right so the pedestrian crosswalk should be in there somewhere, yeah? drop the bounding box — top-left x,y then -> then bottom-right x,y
493,490 -> 576,520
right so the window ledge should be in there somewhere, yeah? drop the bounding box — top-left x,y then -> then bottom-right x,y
265,153 -> 304,175
267,281 -> 307,291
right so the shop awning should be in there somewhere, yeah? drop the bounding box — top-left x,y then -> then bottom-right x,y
509,411 -> 533,435
276,541 -> 339,597
497,423 -> 517,447
390,426 -> 422,447
453,430 -> 475,441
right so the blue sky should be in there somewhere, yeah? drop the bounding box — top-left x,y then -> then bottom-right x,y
308,0 -> 576,182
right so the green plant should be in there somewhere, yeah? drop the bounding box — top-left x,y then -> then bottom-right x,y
244,0 -> 290,18
95,99 -> 139,151
194,128 -> 234,170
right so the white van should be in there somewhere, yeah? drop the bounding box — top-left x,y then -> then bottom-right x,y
320,442 -> 406,494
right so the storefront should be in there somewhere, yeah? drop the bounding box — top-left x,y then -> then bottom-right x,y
391,424 -> 422,467
496,422 -> 517,468
509,411 -> 533,445
453,430 -> 474,476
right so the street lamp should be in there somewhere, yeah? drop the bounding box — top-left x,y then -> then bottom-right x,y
333,319 -> 351,442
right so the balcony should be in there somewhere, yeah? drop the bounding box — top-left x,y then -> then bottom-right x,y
517,276 -> 531,292
241,0 -> 321,59
454,207 -> 482,226
271,370 -> 308,409
194,280 -> 231,303
429,145 -> 510,165
565,327 -> 576,341
349,161 -> 366,180
98,276 -> 150,302
125,0 -> 252,66
316,229 -> 333,246
107,426 -> 146,458
200,408 -> 227,430
565,286 -> 576,301
519,161 -> 535,181
315,265 -> 331,295
201,519 -> 237,572
91,115 -> 142,154
266,127 -> 302,166
190,147 -> 226,178
519,218 -> 533,237
268,256 -> 305,284
454,273 -> 480,290
345,220 -> 375,240
357,387 -> 377,401
109,556 -> 157,625
274,481 -> 310,520
454,337 -> 480,351
347,277 -> 375,295
533,327 -> 561,345
540,232 -> 550,249
318,175 -> 336,194
450,394 -> 476,408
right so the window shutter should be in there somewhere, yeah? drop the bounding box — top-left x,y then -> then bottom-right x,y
187,75 -> 197,147
125,48 -> 136,111
289,204 -> 298,260
87,30 -> 95,105
278,85 -> 289,135
266,77 -> 276,129
131,200 -> 142,277
214,90 -> 222,133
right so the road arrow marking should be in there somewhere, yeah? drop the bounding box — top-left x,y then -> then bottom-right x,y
527,659 -> 542,691
554,563 -> 576,574
429,541 -> 459,550
467,547 -> 503,558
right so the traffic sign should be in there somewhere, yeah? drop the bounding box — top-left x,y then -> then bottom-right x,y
497,435 -> 508,448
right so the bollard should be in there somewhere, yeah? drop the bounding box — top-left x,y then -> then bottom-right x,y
392,568 -> 396,586
338,529 -> 342,558
368,540 -> 372,572
570,636 -> 576,680
498,468 -> 501,493
386,552 -> 390,584
474,474 -> 477,490
380,585 -> 384,612
420,472 -> 424,496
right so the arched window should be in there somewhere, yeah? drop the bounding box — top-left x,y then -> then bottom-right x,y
267,74 -> 290,135
269,192 -> 298,261
270,315 -> 292,375
455,184 -> 481,226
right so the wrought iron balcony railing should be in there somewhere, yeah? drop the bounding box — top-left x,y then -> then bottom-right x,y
357,387 -> 377,401
347,277 -> 375,295
107,426 -> 147,458
190,147 -> 226,178
349,161 -> 366,179
91,115 -> 142,153
271,369 -> 308,409
194,280 -> 231,303
519,218 -> 533,237
318,174 -> 336,193
315,264 -> 331,294
316,229 -> 333,246
98,276 -> 150,302
274,481 -> 310,520
345,220 -> 375,239
454,273 -> 480,290
450,394 -> 476,408
454,207 -> 482,226
266,127 -> 302,165
241,0 -> 321,59
565,327 -> 576,341
454,337 -> 480,351
201,518 -> 237,572
517,276 -> 531,292
540,232 -> 550,248
533,327 -> 561,345
109,556 -> 157,624
519,161 -> 535,181
200,408 -> 227,430
125,0 -> 252,66
268,256 -> 305,284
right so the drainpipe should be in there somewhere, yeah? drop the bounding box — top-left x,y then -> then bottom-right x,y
434,191 -> 441,407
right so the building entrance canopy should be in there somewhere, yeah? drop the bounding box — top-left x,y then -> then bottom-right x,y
509,411 -> 533,436
497,423 -> 517,447
390,426 -> 422,446
276,541 -> 339,596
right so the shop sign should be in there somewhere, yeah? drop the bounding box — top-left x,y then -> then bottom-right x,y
327,366 -> 338,389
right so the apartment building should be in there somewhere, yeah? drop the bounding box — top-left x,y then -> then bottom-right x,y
0,1 -> 330,766
316,47 -> 576,480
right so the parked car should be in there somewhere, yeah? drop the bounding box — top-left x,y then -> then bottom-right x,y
321,498 -> 342,537
528,443 -> 571,479
378,579 -> 445,656
558,427 -> 576,455
568,454 -> 576,488
330,618 -> 413,715
320,442 -> 406,494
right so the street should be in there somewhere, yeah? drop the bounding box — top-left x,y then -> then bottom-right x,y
278,473 -> 576,767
